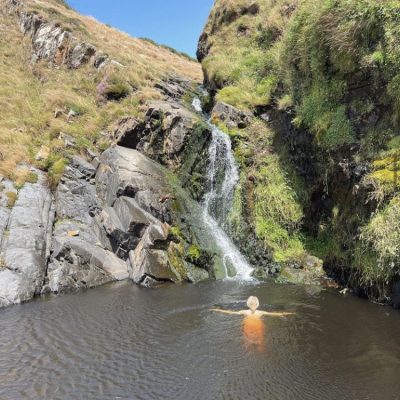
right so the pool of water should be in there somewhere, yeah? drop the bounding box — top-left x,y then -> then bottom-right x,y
0,281 -> 399,400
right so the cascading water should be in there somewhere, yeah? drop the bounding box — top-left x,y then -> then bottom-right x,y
192,98 -> 253,280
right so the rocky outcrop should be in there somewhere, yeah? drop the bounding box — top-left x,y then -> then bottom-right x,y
211,101 -> 252,129
42,155 -> 129,294
0,170 -> 53,307
0,137 -> 214,307
7,0 -> 109,69
116,100 -> 203,168
197,32 -> 211,63
154,75 -> 197,101
115,100 -> 212,200
95,146 -> 213,286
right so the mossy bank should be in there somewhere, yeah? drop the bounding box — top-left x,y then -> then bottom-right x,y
198,0 -> 400,305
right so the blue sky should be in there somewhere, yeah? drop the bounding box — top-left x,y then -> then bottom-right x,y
67,0 -> 215,57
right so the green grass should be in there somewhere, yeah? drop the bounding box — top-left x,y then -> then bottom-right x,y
352,196 -> 400,300
201,0 -> 400,295
224,118 -> 308,263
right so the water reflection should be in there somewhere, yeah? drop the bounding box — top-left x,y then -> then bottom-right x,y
242,315 -> 266,353
1,281 -> 400,400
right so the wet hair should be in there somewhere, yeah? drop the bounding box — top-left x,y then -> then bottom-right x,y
246,296 -> 260,310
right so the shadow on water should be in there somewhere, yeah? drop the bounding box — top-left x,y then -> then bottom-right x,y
1,280 -> 400,400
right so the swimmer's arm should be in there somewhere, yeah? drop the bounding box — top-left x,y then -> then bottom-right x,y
260,311 -> 295,317
210,308 -> 241,315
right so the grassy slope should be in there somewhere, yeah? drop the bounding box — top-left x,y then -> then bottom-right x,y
0,0 -> 201,186
200,0 -> 400,301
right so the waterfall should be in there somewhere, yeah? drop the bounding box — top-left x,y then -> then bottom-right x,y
192,98 -> 253,280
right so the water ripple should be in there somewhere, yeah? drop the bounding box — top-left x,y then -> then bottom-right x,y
0,281 -> 400,400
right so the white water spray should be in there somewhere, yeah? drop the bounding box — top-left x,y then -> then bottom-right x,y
192,97 -> 203,113
192,98 -> 253,280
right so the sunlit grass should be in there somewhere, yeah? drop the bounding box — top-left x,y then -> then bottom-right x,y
0,0 -> 201,185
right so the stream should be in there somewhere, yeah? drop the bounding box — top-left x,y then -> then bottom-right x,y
1,280 -> 400,400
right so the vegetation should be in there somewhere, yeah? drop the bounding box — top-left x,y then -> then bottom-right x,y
201,0 -> 400,301
5,191 -> 17,208
201,0 -> 400,144
0,0 -> 201,187
354,196 -> 400,299
223,119 -> 307,263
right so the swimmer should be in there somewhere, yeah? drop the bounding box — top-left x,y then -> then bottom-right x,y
210,296 -> 294,318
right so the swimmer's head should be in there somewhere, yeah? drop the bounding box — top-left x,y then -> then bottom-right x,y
246,296 -> 260,312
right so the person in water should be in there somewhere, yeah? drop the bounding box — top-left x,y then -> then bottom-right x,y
211,296 -> 293,317
211,296 -> 293,352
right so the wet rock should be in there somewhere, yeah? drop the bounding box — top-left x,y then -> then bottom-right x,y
186,263 -> 210,283
114,101 -> 211,199
279,256 -> 325,286
0,170 -> 53,307
96,146 -> 212,285
211,101 -> 252,129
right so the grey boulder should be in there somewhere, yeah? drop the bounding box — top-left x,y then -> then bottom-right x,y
0,171 -> 53,307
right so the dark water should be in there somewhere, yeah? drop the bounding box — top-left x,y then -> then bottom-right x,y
1,281 -> 400,400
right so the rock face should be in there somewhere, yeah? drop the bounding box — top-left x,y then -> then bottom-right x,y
0,170 -> 53,307
43,155 -> 129,294
115,100 -> 212,200
95,146 -> 212,286
7,0 -> 108,69
154,75 -> 197,101
197,32 -> 211,63
0,98 -> 215,307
